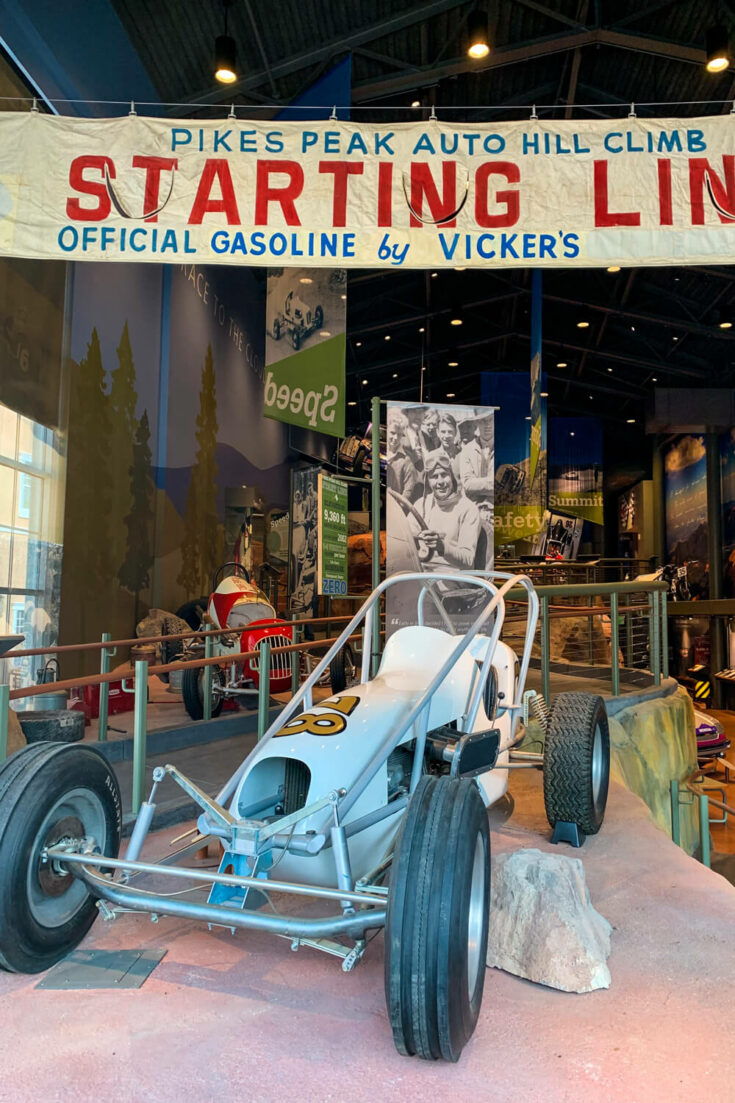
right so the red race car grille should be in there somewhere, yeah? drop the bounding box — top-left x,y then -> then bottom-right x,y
249,634 -> 293,678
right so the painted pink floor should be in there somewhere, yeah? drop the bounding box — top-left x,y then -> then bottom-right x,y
1,774 -> 734,1102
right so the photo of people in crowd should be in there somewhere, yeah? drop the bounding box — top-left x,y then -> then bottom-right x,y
386,402 -> 495,634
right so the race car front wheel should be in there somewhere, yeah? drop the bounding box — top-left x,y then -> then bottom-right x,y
0,743 -> 122,973
385,775 -> 490,1062
543,692 -> 610,836
182,664 -> 225,721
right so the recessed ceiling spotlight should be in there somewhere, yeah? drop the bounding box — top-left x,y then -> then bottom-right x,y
467,7 -> 490,59
630,325 -> 636,332
448,360 -> 459,367
540,391 -> 548,397
576,320 -> 590,329
450,316 -> 463,326
672,335 -> 679,341
720,320 -> 733,329
384,334 -> 391,341
652,376 -> 658,381
348,400 -> 357,406
589,394 -> 594,399
419,327 -> 425,333
361,378 -> 368,385
411,98 -> 421,108
446,392 -> 456,398
393,373 -> 398,378
340,293 -> 347,300
299,276 -> 313,284
431,272 -> 438,279
706,23 -> 730,73
607,265 -> 621,273
570,431 -> 575,436
607,367 -> 613,372
626,418 -> 636,423
556,360 -> 568,368
525,416 -> 532,421
454,267 -> 467,271
355,341 -> 362,347
422,366 -> 427,372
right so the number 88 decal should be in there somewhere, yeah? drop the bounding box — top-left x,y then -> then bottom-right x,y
274,695 -> 359,737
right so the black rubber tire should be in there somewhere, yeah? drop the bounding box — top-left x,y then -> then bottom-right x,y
18,709 -> 84,744
182,665 -> 225,721
543,692 -> 610,836
0,743 -> 122,973
329,644 -> 356,694
385,775 -> 491,1062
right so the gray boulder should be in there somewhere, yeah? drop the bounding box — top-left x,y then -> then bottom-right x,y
486,848 -> 612,993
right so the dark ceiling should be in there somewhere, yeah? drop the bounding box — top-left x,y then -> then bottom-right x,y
107,0 -> 735,427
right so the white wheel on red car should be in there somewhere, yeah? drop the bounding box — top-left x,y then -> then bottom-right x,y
182,664 -> 225,721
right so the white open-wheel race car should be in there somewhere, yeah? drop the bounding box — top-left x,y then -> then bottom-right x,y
0,571 -> 610,1062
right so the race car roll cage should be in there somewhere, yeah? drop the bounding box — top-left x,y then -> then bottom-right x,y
44,570 -> 538,963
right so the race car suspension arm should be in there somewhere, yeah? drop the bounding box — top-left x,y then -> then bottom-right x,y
67,859 -> 386,941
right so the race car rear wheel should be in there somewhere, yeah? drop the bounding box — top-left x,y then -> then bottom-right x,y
385,775 -> 490,1062
329,644 -> 357,694
543,692 -> 610,836
0,743 -> 122,973
182,664 -> 225,721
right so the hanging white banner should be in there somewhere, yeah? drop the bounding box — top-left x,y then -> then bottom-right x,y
1,112 -> 735,268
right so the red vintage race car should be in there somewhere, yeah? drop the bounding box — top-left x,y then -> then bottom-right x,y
180,563 -> 354,719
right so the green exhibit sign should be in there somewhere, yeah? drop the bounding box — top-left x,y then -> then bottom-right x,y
318,473 -> 348,596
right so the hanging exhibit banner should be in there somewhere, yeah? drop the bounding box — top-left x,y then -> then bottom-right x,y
385,401 -> 494,635
481,372 -> 547,553
548,417 -> 603,526
289,465 -> 320,618
264,267 -> 345,436
5,112 -> 735,268
317,473 -> 348,596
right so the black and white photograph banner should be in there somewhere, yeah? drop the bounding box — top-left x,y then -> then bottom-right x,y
386,400 -> 494,636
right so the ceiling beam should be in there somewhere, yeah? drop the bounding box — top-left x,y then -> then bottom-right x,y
171,0 -> 469,112
352,27 -> 721,103
514,0 -> 589,30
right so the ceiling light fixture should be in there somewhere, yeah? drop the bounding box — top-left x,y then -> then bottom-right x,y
361,378 -> 368,385
431,272 -> 438,279
556,360 -> 568,368
467,8 -> 490,59
720,319 -> 733,329
448,360 -> 459,367
652,377 -> 658,382
348,401 -> 357,406
214,0 -> 237,84
626,418 -> 636,423
446,392 -> 456,398
607,265 -> 621,273
393,373 -> 398,378
540,391 -> 548,397
570,431 -> 575,437
384,334 -> 391,341
411,98 -> 421,108
419,327 -> 425,333
576,320 -> 590,329
355,341 -> 362,347
450,306 -> 463,326
299,276 -> 313,284
706,23 -> 730,73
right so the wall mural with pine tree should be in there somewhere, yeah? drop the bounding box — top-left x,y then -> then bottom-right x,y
59,262 -> 289,674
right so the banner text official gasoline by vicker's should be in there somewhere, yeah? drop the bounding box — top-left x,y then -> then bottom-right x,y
2,113 -> 735,268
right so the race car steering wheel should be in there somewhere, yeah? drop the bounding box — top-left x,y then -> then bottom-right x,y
212,562 -> 251,590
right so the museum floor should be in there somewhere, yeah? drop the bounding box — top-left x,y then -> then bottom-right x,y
0,770 -> 733,1102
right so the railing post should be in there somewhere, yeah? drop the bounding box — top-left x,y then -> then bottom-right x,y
540,594 -> 550,705
649,591 -> 661,686
0,683 -> 9,763
610,591 -> 620,697
699,793 -> 711,868
257,638 -> 271,740
202,633 -> 214,722
290,624 -> 301,698
132,659 -> 148,815
371,394 -> 381,676
625,598 -> 633,668
670,779 -> 680,847
660,590 -> 669,679
98,631 -> 113,742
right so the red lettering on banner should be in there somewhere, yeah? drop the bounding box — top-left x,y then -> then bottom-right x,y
189,159 -> 240,224
689,156 -> 735,223
254,160 -> 304,226
474,162 -> 520,228
318,161 -> 363,227
66,156 -> 116,220
132,155 -> 178,222
593,161 -> 641,227
657,159 -> 672,226
378,162 -> 393,226
409,162 -> 457,228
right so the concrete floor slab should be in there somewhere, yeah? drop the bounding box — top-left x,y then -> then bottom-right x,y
1,774 -> 733,1102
